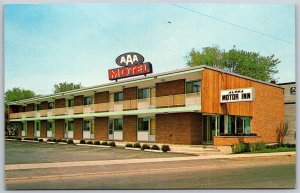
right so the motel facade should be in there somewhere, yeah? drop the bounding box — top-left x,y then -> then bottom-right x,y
8,65 -> 285,146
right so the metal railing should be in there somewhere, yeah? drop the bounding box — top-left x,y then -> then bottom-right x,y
9,92 -> 201,119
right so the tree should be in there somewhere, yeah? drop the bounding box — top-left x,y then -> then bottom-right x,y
186,45 -> 280,82
276,122 -> 289,144
53,82 -> 81,93
5,87 -> 36,136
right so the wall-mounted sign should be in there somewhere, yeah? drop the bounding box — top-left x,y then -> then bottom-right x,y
220,88 -> 254,103
115,52 -> 144,66
108,52 -> 153,81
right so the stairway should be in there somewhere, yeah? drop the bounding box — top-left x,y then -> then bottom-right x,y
169,145 -> 223,155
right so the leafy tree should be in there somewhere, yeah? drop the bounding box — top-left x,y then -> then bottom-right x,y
186,45 -> 280,82
53,82 -> 81,93
5,87 -> 36,108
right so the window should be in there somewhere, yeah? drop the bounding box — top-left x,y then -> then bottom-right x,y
48,102 -> 54,109
35,122 -> 40,131
114,119 -> 123,131
47,122 -> 53,131
83,120 -> 92,131
68,99 -> 74,107
227,115 -> 251,135
114,92 -> 123,102
186,80 -> 201,93
35,104 -> 41,111
227,115 -> 235,135
138,88 -> 150,99
236,116 -> 244,134
138,118 -> 150,131
108,120 -> 113,134
67,121 -> 74,131
22,122 -> 27,131
84,96 -> 92,105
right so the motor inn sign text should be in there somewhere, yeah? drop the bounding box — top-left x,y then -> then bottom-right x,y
220,88 -> 254,103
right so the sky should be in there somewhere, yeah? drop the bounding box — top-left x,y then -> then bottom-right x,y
4,3 -> 295,95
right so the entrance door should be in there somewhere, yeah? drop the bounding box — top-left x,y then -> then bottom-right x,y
202,115 -> 217,144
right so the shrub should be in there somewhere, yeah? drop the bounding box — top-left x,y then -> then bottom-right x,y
125,143 -> 133,148
108,141 -> 116,147
276,122 -> 289,144
52,138 -> 57,142
151,145 -> 160,150
33,137 -> 39,141
57,139 -> 62,143
62,139 -> 67,143
39,139 -> 43,142
67,139 -> 73,144
161,145 -> 170,152
47,138 -> 52,142
133,143 -> 141,148
141,144 -> 150,150
232,143 -> 249,153
87,141 -> 93,144
249,142 -> 266,152
94,141 -> 100,145
80,139 -> 86,144
101,141 -> 108,146
17,137 -> 22,141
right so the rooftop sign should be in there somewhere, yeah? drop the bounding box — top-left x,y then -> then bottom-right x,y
109,52 -> 153,81
220,88 -> 254,103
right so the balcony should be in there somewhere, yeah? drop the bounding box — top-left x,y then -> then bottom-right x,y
9,93 -> 201,119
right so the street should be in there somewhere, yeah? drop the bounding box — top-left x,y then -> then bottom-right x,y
5,141 -> 296,189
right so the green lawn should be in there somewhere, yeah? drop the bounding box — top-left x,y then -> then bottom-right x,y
246,147 -> 296,154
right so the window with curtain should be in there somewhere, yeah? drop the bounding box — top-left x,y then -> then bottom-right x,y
84,97 -> 92,105
68,99 -> 74,107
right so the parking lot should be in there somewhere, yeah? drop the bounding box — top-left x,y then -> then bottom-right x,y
5,141 -> 192,165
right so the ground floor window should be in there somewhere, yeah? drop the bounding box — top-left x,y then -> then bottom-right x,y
47,122 -> 53,131
113,119 -> 123,131
84,120 -> 94,133
138,118 -> 149,131
35,122 -> 40,131
227,115 -> 251,135
67,121 -> 74,131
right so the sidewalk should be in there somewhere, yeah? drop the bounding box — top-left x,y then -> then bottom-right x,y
5,151 -> 295,171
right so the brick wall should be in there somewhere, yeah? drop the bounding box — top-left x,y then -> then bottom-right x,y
40,101 -> 48,110
95,91 -> 109,103
214,136 -> 262,146
26,104 -> 35,112
156,79 -> 185,97
74,118 -> 83,140
190,113 -> 203,144
156,113 -> 202,145
124,115 -> 137,142
124,87 -> 137,100
55,99 -> 65,108
201,68 -> 285,144
55,119 -> 65,139
27,121 -> 34,137
94,117 -> 108,141
124,87 -> 137,110
74,95 -> 83,106
40,120 -> 47,138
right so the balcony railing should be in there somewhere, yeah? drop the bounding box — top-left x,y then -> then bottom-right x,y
9,92 -> 201,119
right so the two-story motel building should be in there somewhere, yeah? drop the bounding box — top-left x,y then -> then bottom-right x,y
8,65 -> 285,146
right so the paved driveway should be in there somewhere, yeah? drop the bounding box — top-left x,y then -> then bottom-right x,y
5,141 -> 192,164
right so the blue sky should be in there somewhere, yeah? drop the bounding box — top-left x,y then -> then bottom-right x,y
4,3 -> 295,95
